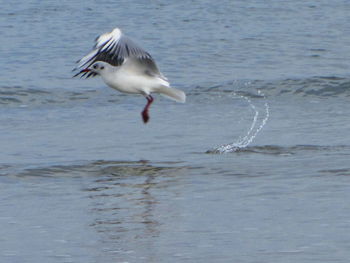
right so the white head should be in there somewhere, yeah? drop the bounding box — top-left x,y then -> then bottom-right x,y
83,61 -> 113,76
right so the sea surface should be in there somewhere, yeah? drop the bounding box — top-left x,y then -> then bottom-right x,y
1,1 -> 350,262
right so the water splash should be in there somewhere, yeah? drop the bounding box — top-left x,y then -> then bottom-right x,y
209,90 -> 270,153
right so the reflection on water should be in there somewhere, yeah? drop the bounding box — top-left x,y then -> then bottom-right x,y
1,160 -> 197,262
2,156 -> 350,262
79,161 -> 188,260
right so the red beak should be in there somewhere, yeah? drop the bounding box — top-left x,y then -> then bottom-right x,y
73,68 -> 91,78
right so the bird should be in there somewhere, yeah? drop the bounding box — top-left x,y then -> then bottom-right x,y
73,27 -> 186,123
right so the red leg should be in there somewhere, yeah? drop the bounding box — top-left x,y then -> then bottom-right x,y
141,95 -> 154,123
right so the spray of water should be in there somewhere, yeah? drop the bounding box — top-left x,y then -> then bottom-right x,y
210,90 -> 270,153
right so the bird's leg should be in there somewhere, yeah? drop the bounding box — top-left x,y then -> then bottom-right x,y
141,95 -> 154,123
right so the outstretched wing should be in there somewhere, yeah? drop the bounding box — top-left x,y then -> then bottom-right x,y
73,28 -> 164,79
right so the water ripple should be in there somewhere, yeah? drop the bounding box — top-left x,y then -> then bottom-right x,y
1,76 -> 349,108
208,144 -> 350,156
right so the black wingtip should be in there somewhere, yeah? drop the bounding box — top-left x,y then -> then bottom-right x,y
73,70 -> 97,78
73,72 -> 80,78
72,69 -> 86,78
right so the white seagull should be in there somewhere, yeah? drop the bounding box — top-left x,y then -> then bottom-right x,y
74,27 -> 186,123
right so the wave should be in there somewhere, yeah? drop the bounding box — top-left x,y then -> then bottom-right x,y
0,160 -> 187,178
2,145 -> 349,177
191,76 -> 350,99
207,144 -> 350,155
260,76 -> 350,98
1,76 -> 349,108
0,85 -> 113,108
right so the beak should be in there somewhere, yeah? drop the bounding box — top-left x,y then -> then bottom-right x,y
73,68 -> 91,78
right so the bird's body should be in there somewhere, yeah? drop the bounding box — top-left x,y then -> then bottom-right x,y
74,28 -> 185,123
99,60 -> 169,95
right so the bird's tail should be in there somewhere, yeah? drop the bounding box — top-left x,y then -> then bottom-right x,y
157,86 -> 186,103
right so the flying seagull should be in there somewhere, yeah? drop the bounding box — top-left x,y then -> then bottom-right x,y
73,27 -> 186,123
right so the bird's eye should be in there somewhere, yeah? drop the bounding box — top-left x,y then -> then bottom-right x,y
93,65 -> 97,69
101,66 -> 104,70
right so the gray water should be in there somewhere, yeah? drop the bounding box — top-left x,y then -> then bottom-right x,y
1,1 -> 350,262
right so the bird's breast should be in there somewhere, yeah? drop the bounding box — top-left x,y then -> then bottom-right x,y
102,71 -> 143,94
102,70 -> 162,95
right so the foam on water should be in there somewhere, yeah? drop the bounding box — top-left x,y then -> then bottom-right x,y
209,90 -> 270,153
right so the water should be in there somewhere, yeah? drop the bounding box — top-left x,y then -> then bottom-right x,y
1,1 -> 350,262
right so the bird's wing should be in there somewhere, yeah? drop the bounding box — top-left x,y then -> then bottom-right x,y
74,28 -> 166,79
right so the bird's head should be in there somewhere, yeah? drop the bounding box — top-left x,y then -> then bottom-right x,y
83,61 -> 110,75
74,61 -> 112,78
